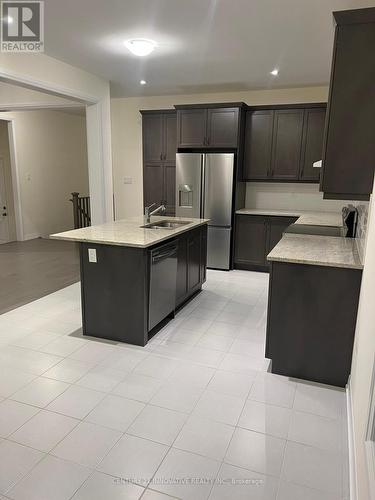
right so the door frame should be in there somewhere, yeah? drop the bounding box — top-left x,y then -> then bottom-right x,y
0,155 -> 11,243
0,68 -> 113,232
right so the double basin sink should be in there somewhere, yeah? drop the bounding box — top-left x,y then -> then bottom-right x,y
141,220 -> 190,230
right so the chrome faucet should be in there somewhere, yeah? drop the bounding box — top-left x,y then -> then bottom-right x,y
145,203 -> 166,223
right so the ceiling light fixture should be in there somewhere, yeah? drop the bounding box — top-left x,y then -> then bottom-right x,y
140,80 -> 147,85
125,38 -> 156,57
270,68 -> 279,76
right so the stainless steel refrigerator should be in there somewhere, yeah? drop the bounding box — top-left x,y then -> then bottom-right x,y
176,153 -> 234,270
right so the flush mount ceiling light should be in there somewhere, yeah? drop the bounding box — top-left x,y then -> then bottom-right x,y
140,80 -> 147,85
125,38 -> 156,57
270,68 -> 279,76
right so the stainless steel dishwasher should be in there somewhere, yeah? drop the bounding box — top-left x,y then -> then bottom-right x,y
148,240 -> 178,331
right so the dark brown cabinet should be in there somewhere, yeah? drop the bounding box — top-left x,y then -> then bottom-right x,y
243,105 -> 326,183
271,109 -> 304,180
321,8 -> 375,200
234,214 -> 297,271
300,108 -> 326,181
266,260 -> 362,387
141,110 -> 177,215
176,104 -> 243,149
176,225 -> 207,307
234,215 -> 268,269
243,110 -> 273,180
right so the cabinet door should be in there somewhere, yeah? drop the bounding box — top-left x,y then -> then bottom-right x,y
271,109 -> 304,180
200,225 -> 207,283
234,215 -> 268,267
321,22 -> 375,198
243,110 -> 274,180
142,114 -> 164,162
163,164 -> 176,215
177,109 -> 207,148
176,235 -> 188,306
268,216 -> 298,253
164,113 -> 177,162
207,108 -> 239,147
187,229 -> 201,291
300,108 -> 326,182
143,164 -> 164,208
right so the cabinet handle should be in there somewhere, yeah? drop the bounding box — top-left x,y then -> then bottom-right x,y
160,153 -> 163,160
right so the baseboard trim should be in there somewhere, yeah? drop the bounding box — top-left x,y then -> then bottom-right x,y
347,377 -> 357,500
22,233 -> 41,241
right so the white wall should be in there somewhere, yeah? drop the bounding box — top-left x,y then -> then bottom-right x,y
349,188 -> 375,500
0,81 -> 80,109
245,182 -> 349,213
0,110 -> 89,239
111,86 -> 328,219
0,53 -> 113,224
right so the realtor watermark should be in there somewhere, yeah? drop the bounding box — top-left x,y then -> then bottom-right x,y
1,1 -> 44,52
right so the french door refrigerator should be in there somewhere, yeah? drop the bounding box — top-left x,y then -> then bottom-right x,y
176,153 -> 234,270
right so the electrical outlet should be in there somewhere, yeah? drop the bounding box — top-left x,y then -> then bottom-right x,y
88,248 -> 97,263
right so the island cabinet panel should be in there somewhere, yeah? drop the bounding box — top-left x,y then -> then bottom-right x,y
234,214 -> 297,272
321,9 -> 375,200
142,110 -> 177,215
176,225 -> 207,308
80,243 -> 149,346
243,110 -> 274,180
270,109 -> 304,180
266,261 -> 362,387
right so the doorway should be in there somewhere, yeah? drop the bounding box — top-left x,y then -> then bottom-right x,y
0,158 -> 10,244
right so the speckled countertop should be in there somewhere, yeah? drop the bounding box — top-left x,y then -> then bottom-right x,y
50,216 -> 209,249
267,233 -> 363,269
236,208 -> 362,269
236,208 -> 343,227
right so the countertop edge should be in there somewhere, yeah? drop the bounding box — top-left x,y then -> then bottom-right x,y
50,220 -> 209,249
267,255 -> 363,270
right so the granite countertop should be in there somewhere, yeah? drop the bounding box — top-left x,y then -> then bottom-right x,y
267,233 -> 363,270
236,208 -> 343,227
50,216 -> 209,249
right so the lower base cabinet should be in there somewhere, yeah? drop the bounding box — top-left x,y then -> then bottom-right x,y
176,225 -> 207,307
266,261 -> 362,387
234,214 -> 297,272
80,224 -> 207,347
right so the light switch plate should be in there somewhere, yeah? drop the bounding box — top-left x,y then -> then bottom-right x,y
123,177 -> 133,184
88,248 -> 97,263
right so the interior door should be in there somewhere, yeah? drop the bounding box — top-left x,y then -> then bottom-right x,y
0,159 -> 10,244
204,154 -> 234,226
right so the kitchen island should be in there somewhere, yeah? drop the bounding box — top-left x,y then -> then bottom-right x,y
51,216 -> 208,346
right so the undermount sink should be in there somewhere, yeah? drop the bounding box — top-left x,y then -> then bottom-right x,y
141,220 -> 191,229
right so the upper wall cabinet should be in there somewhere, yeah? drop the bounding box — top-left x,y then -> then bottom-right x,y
320,8 -> 375,200
141,110 -> 177,162
243,105 -> 326,183
175,104 -> 244,149
141,110 -> 177,215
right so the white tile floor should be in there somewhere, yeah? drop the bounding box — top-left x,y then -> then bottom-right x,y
0,269 -> 349,499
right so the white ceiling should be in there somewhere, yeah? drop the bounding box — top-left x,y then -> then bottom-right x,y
43,0 -> 375,97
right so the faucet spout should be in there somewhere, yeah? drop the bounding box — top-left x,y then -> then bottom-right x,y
145,204 -> 166,223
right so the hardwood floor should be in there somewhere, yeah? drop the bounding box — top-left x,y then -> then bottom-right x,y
0,238 -> 80,314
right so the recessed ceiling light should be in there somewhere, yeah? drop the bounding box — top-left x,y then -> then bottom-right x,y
125,39 -> 156,57
270,68 -> 279,76
140,80 -> 147,85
